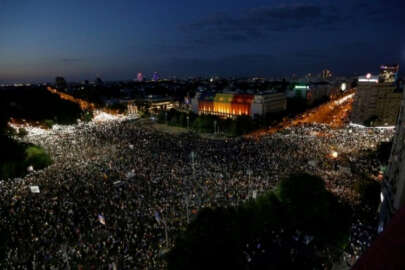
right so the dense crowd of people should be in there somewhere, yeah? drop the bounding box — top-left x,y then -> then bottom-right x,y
0,117 -> 394,269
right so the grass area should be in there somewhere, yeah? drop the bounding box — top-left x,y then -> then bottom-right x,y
0,136 -> 52,180
151,123 -> 188,135
145,121 -> 229,140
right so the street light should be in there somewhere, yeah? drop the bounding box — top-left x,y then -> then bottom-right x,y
186,115 -> 190,129
185,194 -> 190,224
247,169 -> 253,198
214,120 -> 217,134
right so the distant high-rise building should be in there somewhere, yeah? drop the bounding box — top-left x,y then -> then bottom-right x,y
321,69 -> 332,80
351,65 -> 402,126
379,64 -> 399,83
152,72 -> 159,82
95,77 -> 104,86
137,72 -> 144,82
55,76 -> 67,90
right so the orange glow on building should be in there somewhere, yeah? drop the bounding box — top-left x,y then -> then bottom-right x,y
198,93 -> 253,117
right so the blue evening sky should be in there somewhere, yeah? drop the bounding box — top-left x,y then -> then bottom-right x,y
0,0 -> 403,82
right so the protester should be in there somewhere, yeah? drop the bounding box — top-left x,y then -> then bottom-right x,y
0,118 -> 393,269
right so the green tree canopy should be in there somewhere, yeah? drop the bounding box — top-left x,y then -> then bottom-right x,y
168,174 -> 352,270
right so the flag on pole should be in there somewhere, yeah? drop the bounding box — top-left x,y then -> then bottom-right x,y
98,214 -> 106,225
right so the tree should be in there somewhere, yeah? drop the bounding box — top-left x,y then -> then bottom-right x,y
0,102 -> 9,135
168,174 -> 352,269
376,140 -> 393,164
168,207 -> 246,270
24,145 -> 52,170
277,174 -> 352,258
18,128 -> 28,137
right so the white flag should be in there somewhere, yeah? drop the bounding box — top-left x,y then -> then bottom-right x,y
252,190 -> 257,199
98,214 -> 106,225
30,186 -> 40,193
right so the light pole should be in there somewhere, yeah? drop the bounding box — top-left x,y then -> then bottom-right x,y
214,120 -> 217,134
190,151 -> 196,174
165,111 -> 168,124
187,151 -> 196,224
246,169 -> 252,197
62,244 -> 71,270
163,218 -> 169,248
187,115 -> 190,129
185,194 -> 190,224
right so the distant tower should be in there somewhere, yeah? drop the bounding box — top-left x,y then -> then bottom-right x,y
55,76 -> 67,90
321,69 -> 332,80
95,77 -> 104,86
152,72 -> 159,82
137,72 -> 144,82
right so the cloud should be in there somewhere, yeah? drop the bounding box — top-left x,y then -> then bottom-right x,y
181,3 -> 344,45
60,58 -> 83,63
351,0 -> 403,23
180,1 -> 402,47
165,54 -> 276,75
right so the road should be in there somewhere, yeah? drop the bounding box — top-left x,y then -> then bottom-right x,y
249,90 -> 355,137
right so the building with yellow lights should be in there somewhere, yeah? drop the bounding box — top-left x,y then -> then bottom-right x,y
192,91 -> 286,118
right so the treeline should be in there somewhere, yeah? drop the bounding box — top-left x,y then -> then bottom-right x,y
168,174 -> 352,270
0,86 -> 84,127
157,109 -> 285,136
0,85 -> 88,180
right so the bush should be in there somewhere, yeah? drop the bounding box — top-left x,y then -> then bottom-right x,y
0,137 -> 52,180
24,146 -> 52,170
0,162 -> 19,179
18,128 -> 28,137
354,178 -> 381,211
81,110 -> 94,122
6,126 -> 17,136
43,119 -> 55,129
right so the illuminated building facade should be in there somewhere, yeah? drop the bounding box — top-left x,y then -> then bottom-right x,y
192,91 -> 286,117
379,64 -> 399,83
152,72 -> 159,82
122,95 -> 178,114
137,72 -> 144,82
286,82 -> 332,105
351,65 -> 402,126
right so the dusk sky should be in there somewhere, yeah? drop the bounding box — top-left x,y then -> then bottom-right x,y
0,0 -> 404,83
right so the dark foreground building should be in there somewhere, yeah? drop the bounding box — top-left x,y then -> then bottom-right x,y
379,79 -> 405,230
353,205 -> 405,270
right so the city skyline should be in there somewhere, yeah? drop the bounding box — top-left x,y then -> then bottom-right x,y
0,0 -> 404,83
